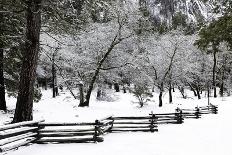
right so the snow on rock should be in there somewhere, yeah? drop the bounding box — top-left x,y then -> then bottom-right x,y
145,0 -> 221,27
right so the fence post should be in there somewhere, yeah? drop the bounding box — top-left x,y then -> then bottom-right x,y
178,109 -> 183,124
175,108 -> 183,124
94,120 -> 99,142
94,120 -> 104,143
211,105 -> 218,114
109,118 -> 114,133
195,107 -> 200,119
34,121 -> 45,142
149,111 -> 157,132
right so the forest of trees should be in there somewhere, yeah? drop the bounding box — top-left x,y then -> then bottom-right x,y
0,0 -> 232,122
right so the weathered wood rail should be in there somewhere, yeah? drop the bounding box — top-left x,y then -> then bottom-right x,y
36,120 -> 105,144
177,104 -> 218,119
0,104 -> 218,152
106,115 -> 158,132
0,120 -> 44,152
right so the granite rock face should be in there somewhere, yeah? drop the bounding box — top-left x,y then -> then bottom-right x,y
141,0 -> 223,27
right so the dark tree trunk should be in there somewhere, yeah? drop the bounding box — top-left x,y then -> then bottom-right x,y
188,83 -> 197,96
159,82 -> 163,107
79,84 -> 84,105
212,49 -> 217,98
192,89 -> 197,96
220,56 -> 226,97
220,82 -> 224,97
123,85 -> 126,93
114,83 -> 120,92
79,66 -> 101,107
97,88 -> 102,99
0,48 -> 6,111
207,83 -> 210,105
159,91 -> 163,107
169,83 -> 172,103
178,86 -> 186,99
196,86 -> 201,99
52,53 -> 57,98
192,88 -> 197,96
45,78 -> 47,90
13,0 -> 42,123
152,86 -> 154,92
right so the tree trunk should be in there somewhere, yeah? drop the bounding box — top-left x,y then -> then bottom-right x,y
114,83 -> 120,92
169,83 -> 172,103
159,82 -> 163,107
45,78 -> 47,90
97,88 -> 102,100
178,86 -> 186,99
188,83 -> 197,96
219,82 -> 224,97
13,0 -> 42,123
79,67 -> 100,107
152,85 -> 155,92
220,56 -> 226,97
52,53 -> 57,98
196,86 -> 201,99
212,49 -> 217,98
123,85 -> 126,93
0,48 -> 6,111
159,91 -> 163,107
79,84 -> 84,106
207,83 -> 210,105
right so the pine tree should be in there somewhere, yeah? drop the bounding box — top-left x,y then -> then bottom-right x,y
13,0 -> 42,122
195,9 -> 232,98
0,0 -> 25,110
0,48 -> 6,111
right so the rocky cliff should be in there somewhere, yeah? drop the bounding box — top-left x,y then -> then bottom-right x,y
142,0 -> 223,27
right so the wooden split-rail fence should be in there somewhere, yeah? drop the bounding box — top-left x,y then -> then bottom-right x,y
0,120 -> 44,152
0,104 -> 218,152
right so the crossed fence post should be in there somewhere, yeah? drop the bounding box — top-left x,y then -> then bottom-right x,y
195,107 -> 200,119
94,120 -> 104,143
149,111 -> 158,132
175,108 -> 183,124
210,104 -> 218,114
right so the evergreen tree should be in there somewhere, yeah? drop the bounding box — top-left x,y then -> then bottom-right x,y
195,4 -> 232,98
13,0 -> 42,122
0,0 -> 25,111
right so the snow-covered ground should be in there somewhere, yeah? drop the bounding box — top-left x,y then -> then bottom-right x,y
1,89 -> 232,155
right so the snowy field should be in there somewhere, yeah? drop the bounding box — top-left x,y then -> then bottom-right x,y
1,89 -> 232,155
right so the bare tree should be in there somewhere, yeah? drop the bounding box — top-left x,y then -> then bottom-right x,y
79,16 -> 132,107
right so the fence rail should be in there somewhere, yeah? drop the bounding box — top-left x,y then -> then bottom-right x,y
0,120 -> 44,152
0,104 -> 218,152
36,120 -> 105,144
